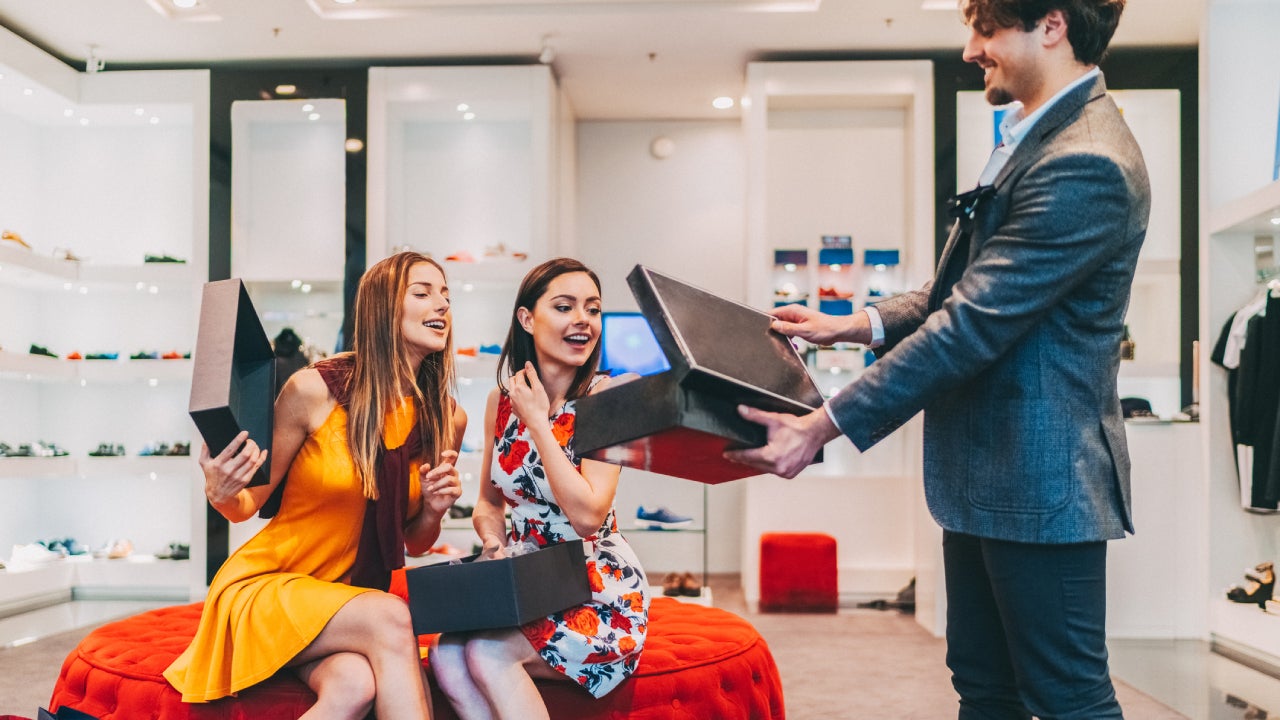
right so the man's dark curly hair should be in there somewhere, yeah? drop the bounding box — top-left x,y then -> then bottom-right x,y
963,0 -> 1125,65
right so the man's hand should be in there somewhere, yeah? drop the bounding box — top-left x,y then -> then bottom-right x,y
723,406 -> 843,479
770,304 -> 870,346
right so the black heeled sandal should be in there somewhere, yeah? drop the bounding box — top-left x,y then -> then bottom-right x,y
1227,561 -> 1275,607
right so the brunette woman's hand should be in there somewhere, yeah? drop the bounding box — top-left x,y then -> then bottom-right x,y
479,535 -> 506,560
201,430 -> 268,506
420,449 -> 462,517
507,361 -> 551,425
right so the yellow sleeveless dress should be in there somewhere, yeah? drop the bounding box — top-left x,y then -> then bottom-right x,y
164,399 -> 421,702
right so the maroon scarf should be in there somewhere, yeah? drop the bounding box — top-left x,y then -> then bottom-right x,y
315,355 -> 421,591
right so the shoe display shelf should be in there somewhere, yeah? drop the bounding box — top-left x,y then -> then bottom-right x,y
0,557 -> 192,618
0,31 -> 210,610
1201,0 -> 1280,670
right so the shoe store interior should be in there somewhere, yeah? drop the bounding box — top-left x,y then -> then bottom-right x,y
0,0 -> 1277,718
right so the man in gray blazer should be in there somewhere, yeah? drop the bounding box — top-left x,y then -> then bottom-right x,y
727,1 -> 1147,717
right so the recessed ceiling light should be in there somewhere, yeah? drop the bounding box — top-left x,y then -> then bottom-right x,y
1271,216 -> 1280,226
463,112 -> 476,120
150,117 -> 160,125
79,117 -> 89,126
134,107 -> 145,116
457,103 -> 469,112
335,0 -> 358,4
712,96 -> 734,109
308,112 -> 320,121
22,88 -> 32,96
173,0 -> 198,8
63,108 -> 73,117
276,84 -> 297,96
302,103 -> 315,112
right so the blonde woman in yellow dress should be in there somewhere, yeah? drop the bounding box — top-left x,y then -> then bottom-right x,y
165,251 -> 467,720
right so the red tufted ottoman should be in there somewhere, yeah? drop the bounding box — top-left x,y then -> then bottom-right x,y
759,532 -> 838,613
48,595 -> 785,719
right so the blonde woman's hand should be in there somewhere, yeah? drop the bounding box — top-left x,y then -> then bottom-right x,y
507,361 -> 551,425
420,449 -> 462,517
200,431 -> 267,506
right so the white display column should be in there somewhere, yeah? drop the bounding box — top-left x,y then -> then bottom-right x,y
366,65 -> 571,560
0,26 -> 210,605
741,60 -> 939,633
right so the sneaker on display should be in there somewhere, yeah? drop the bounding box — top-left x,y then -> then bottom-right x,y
636,505 -> 694,530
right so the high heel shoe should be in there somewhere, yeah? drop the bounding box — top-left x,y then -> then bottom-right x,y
1227,561 -> 1275,607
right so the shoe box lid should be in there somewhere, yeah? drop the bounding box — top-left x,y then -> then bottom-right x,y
188,278 -> 275,488
626,264 -> 823,415
575,265 -> 824,484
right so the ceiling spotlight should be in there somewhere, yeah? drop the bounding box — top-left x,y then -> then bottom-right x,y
150,117 -> 160,124
712,96 -> 735,110
1271,216 -> 1280,226
302,103 -> 315,112
134,107 -> 144,115
173,0 -> 198,8
457,103 -> 469,112
275,84 -> 297,96
308,112 -> 320,121
463,112 -> 476,121
63,108 -> 73,117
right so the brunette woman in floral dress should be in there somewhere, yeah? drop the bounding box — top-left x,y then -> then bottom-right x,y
430,258 -> 649,719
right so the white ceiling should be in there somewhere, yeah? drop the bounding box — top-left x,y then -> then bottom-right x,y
0,0 -> 1201,120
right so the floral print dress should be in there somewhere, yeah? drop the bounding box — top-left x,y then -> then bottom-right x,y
492,384 -> 651,698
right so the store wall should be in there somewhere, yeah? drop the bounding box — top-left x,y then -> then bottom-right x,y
576,119 -> 747,574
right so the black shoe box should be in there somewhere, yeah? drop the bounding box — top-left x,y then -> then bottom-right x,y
575,265 -> 824,484
404,539 -> 591,634
187,279 -> 275,487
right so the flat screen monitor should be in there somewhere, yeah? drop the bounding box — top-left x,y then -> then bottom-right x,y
599,312 -> 671,377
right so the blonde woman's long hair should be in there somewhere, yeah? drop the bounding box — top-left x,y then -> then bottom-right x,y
345,252 -> 456,500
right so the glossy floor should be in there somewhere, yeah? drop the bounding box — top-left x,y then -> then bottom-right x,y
1110,638 -> 1280,719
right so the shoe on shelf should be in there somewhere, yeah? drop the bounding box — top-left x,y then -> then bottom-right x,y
1227,561 -> 1275,607
637,505 -> 694,530
66,351 -> 83,360
130,350 -> 159,360
105,538 -> 133,559
88,443 -> 126,457
680,571 -> 703,598
9,542 -> 61,567
143,253 -> 186,263
1,229 -> 32,250
156,542 -> 189,560
29,344 -> 58,358
662,572 -> 683,597
52,247 -> 82,262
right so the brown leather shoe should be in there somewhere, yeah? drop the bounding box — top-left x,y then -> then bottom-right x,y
680,571 -> 703,598
662,572 -> 683,596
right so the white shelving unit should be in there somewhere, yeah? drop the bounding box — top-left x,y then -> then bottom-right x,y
1201,0 -> 1280,667
0,26 -> 209,610
741,60 -> 937,628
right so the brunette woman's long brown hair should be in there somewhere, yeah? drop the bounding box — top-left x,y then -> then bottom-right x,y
345,252 -> 456,500
497,258 -> 603,402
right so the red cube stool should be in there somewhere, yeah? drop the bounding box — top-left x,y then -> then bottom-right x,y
759,532 -> 838,613
48,574 -> 785,720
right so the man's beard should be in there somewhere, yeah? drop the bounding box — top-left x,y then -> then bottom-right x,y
987,86 -> 1015,107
